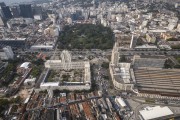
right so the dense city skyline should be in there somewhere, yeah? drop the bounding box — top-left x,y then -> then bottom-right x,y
0,0 -> 180,119
0,0 -> 34,5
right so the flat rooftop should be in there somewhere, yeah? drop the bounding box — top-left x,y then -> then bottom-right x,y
111,63 -> 131,84
134,68 -> 180,94
139,106 -> 173,120
133,55 -> 166,68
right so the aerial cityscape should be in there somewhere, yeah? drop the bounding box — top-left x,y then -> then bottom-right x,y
0,0 -> 180,120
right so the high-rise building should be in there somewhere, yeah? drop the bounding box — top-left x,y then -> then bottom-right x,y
0,8 -> 3,18
33,6 -> 42,15
0,2 -> 12,20
0,16 -> 4,26
3,46 -> 14,60
93,0 -> 99,8
0,2 -> 5,7
0,6 -> 12,19
10,6 -> 20,18
19,4 -> 33,18
33,6 -> 42,20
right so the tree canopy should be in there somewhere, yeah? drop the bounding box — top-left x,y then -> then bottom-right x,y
58,24 -> 114,50
167,38 -> 179,41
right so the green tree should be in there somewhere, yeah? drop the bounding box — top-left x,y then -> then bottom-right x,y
58,24 -> 114,50
101,62 -> 109,69
0,99 -> 10,117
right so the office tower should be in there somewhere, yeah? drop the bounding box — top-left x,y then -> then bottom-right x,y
0,6 -> 12,19
10,6 -> 20,18
33,6 -> 42,15
0,16 -> 4,26
19,4 -> 33,18
0,2 -> 12,20
93,0 -> 99,8
0,2 -> 5,7
3,46 -> 14,60
33,6 -> 42,20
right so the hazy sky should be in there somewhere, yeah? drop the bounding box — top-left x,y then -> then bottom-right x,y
0,0 -> 34,5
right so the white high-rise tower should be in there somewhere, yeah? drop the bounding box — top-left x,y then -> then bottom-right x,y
3,46 -> 14,59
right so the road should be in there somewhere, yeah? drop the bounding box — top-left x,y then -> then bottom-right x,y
119,50 -> 180,56
35,68 -> 49,88
17,49 -> 180,59
16,49 -> 112,57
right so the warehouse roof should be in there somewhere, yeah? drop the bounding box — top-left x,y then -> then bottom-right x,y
134,68 -> 180,94
139,106 -> 173,120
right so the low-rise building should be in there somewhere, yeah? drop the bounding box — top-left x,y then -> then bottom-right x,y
17,62 -> 31,74
139,106 -> 173,120
115,96 -> 126,108
40,50 -> 91,91
24,78 -> 36,88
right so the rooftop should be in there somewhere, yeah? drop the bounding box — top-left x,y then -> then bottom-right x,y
134,68 -> 180,94
111,63 -> 131,84
20,62 -> 30,69
133,55 -> 166,68
139,106 -> 173,120
40,82 -> 59,87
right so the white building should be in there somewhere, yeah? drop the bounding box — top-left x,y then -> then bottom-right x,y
41,50 -> 91,91
30,45 -> 54,50
115,96 -> 126,108
45,50 -> 90,70
20,62 -> 31,69
110,62 -> 133,91
67,18 -> 73,24
24,78 -> 36,87
139,106 -> 173,120
34,15 -> 42,20
0,51 -> 8,60
110,43 -> 133,91
3,46 -> 14,60
168,23 -> 177,30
